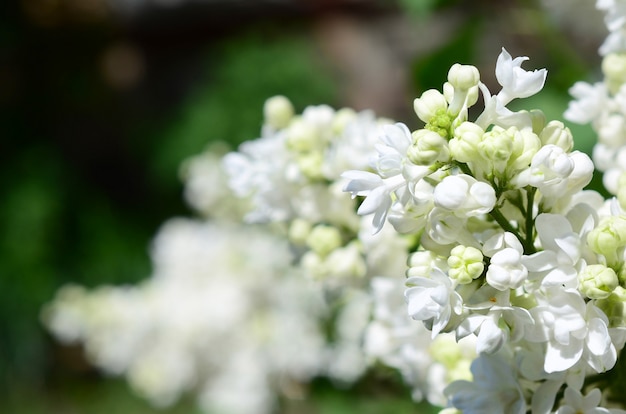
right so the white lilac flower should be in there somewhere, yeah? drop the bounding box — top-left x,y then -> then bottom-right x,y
495,47 -> 548,105
444,351 -> 526,414
526,287 -> 617,374
406,268 -> 464,337
522,213 -> 584,289
458,286 -> 534,355
433,174 -> 496,218
343,122 -> 431,233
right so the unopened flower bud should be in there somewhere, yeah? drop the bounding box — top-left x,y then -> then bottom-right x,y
433,175 -> 496,216
407,129 -> 450,165
306,224 -> 342,257
596,286 -> 626,327
264,95 -> 294,129
587,216 -> 626,258
414,89 -> 448,124
539,120 -> 573,152
578,264 -> 618,299
406,251 -> 439,278
448,64 -> 480,91
509,127 -> 541,171
449,122 -> 484,163
448,245 -> 484,284
478,126 -> 514,166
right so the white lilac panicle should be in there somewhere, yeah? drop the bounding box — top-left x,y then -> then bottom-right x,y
342,46 -> 626,413
224,96 -> 409,287
43,219 -> 331,414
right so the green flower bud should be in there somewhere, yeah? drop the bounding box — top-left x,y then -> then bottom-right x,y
478,126 -> 514,166
509,127 -> 541,171
596,286 -> 626,327
306,224 -> 342,257
263,95 -> 294,129
414,89 -> 448,124
587,216 -> 626,259
407,129 -> 450,165
447,245 -> 484,284
578,264 -> 619,299
449,121 -> 484,163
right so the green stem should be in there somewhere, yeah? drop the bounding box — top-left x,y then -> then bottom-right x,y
524,187 -> 536,254
489,207 -> 524,244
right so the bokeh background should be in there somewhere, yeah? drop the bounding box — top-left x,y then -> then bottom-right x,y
0,0 -> 609,412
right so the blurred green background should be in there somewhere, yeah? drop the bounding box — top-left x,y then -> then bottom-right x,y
0,0 -> 608,412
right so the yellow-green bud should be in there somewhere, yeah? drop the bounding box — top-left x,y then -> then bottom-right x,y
447,245 -> 484,284
596,286 -> 626,327
263,95 -> 294,129
587,216 -> 626,259
306,224 -> 342,257
414,89 -> 448,124
449,121 -> 484,163
406,251 -> 437,278
478,126 -> 514,167
407,129 -> 450,165
509,127 -> 541,171
578,264 -> 619,299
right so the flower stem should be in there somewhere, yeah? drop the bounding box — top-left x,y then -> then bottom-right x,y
524,187 -> 536,254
